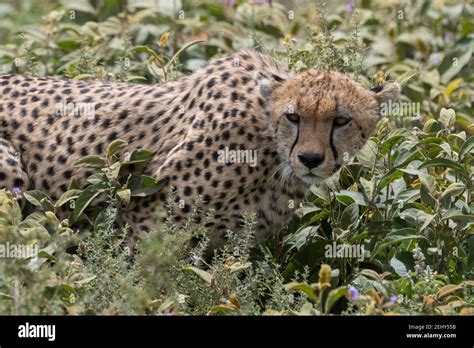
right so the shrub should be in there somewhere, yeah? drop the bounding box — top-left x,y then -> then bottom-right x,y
0,0 -> 472,315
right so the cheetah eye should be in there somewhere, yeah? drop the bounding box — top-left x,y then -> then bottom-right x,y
334,116 -> 350,127
285,112 -> 300,124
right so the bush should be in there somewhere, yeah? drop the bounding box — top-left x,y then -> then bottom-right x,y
0,0 -> 472,315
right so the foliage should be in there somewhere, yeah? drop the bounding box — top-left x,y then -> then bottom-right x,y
280,105 -> 474,314
0,0 -> 472,315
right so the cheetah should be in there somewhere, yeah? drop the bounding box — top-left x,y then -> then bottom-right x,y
0,50 -> 399,249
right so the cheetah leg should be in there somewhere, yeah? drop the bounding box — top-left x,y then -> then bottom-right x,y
0,138 -> 30,193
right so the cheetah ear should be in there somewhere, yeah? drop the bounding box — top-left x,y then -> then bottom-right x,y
371,83 -> 401,117
255,71 -> 287,98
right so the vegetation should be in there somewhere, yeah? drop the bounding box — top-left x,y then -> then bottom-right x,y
0,0 -> 472,315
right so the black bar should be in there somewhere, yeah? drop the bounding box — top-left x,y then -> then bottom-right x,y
0,316 -> 472,346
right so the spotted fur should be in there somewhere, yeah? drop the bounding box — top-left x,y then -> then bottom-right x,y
0,50 -> 399,249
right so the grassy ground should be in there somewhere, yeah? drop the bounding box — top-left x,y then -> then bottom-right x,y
0,0 -> 473,315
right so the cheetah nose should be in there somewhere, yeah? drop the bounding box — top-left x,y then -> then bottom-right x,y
298,152 -> 325,169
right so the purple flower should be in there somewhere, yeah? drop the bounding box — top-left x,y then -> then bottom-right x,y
433,55 -> 439,65
227,0 -> 235,5
347,286 -> 359,300
444,31 -> 452,44
384,294 -> 398,308
11,187 -> 23,196
347,1 -> 355,12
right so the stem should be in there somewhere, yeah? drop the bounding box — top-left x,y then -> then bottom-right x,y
327,188 -> 336,228
365,142 -> 381,224
384,147 -> 392,220
13,276 -> 20,315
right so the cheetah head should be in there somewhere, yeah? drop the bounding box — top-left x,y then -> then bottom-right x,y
265,70 -> 400,185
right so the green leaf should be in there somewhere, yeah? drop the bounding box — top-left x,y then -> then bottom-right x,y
72,186 -> 105,222
58,284 -> 78,296
416,137 -> 444,146
419,173 -> 437,208
459,136 -> 474,160
447,130 -> 466,143
75,155 -> 107,169
356,140 -> 377,167
419,158 -> 465,173
94,206 -> 117,232
55,189 -> 82,208
147,58 -> 164,79
468,235 -> 474,269
87,172 -> 108,185
399,208 -> 435,231
45,211 -> 60,227
23,190 -> 54,212
441,210 -> 474,222
372,228 -> 424,257
116,188 -> 131,207
441,48 -> 472,84
393,147 -> 422,168
439,108 -> 456,129
27,244 -> 56,271
351,274 -> 382,295
165,40 -> 206,71
325,286 -> 347,314
300,211 -> 330,229
359,177 -> 375,201
0,196 -> 22,225
340,202 -> 359,230
105,161 -> 121,181
60,0 -> 97,14
107,139 -> 128,160
21,212 -> 49,227
394,189 -> 419,206
284,282 -> 318,302
423,119 -> 443,133
420,0 -> 433,15
182,267 -> 213,285
335,191 -> 367,206
295,202 -> 321,218
378,168 -> 405,191
380,129 -> 408,155
390,252 -> 415,277
228,262 -> 252,273
420,69 -> 440,87
17,226 -> 50,242
74,275 -> 97,287
360,269 -> 382,281
440,182 -> 465,201
285,226 -> 322,250
350,231 -> 369,242
131,45 -> 164,64
209,304 -> 239,314
128,175 -> 166,197
68,177 -> 81,190
436,284 -> 463,300
37,248 -> 57,262
122,149 -> 156,165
